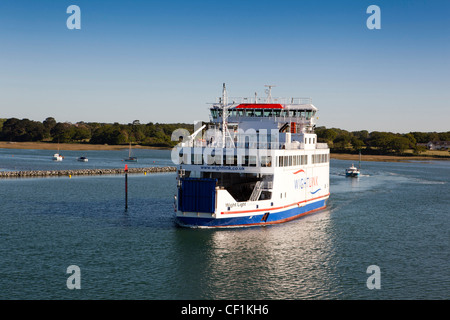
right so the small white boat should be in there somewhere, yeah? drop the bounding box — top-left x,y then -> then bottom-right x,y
77,156 -> 88,162
52,142 -> 63,161
346,151 -> 361,177
345,164 -> 360,177
52,153 -> 63,161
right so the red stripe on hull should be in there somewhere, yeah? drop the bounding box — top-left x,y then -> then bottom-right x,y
214,204 -> 327,228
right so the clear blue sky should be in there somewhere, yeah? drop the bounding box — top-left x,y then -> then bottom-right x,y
0,0 -> 449,133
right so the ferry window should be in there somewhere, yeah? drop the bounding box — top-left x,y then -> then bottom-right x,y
264,110 -> 272,117
247,110 -> 254,117
306,111 -> 312,119
238,110 -> 244,116
274,110 -> 281,117
190,153 -> 203,164
261,156 -> 272,167
249,156 -> 257,167
301,155 -> 307,165
194,154 -> 203,164
255,109 -> 262,117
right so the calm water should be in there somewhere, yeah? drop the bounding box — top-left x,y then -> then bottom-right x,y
0,148 -> 449,300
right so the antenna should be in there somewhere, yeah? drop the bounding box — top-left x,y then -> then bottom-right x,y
221,83 -> 228,147
219,83 -> 235,148
264,85 -> 276,103
222,83 -> 228,106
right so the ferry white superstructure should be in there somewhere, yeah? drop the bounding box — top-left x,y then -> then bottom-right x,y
173,84 -> 330,227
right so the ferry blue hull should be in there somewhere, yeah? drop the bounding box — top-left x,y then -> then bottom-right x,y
175,198 -> 327,228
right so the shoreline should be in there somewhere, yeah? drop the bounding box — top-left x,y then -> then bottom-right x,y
0,141 -> 171,151
0,141 -> 448,162
330,153 -> 448,162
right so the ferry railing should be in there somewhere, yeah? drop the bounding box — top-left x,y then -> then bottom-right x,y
189,140 -> 327,151
215,97 -> 312,105
316,143 -> 329,149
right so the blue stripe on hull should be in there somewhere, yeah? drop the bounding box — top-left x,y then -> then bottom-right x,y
175,199 -> 327,228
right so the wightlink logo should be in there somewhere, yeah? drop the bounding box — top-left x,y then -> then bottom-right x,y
294,176 -> 319,190
293,170 -> 320,194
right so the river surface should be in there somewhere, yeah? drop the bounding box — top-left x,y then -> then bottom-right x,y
0,148 -> 448,299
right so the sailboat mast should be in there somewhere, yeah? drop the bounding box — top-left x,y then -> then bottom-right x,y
359,150 -> 361,169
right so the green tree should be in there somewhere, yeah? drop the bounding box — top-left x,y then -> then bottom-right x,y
388,136 -> 411,154
43,117 -> 57,139
0,118 -> 45,141
51,122 -> 75,143
350,137 -> 365,152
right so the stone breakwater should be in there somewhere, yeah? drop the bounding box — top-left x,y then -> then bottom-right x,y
0,166 -> 177,178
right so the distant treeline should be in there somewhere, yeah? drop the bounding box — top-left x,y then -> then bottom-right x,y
315,127 -> 450,154
0,117 -> 193,147
0,117 -> 448,154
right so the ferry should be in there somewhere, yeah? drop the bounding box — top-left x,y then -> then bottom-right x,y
173,84 -> 330,228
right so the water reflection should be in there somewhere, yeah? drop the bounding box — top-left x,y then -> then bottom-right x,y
193,208 -> 339,299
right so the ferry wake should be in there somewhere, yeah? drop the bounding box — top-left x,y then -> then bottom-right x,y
172,84 -> 330,228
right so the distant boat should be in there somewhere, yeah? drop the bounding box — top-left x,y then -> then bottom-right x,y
77,156 -> 88,162
124,143 -> 137,162
345,150 -> 361,177
345,164 -> 360,177
52,143 -> 63,161
52,153 -> 63,161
